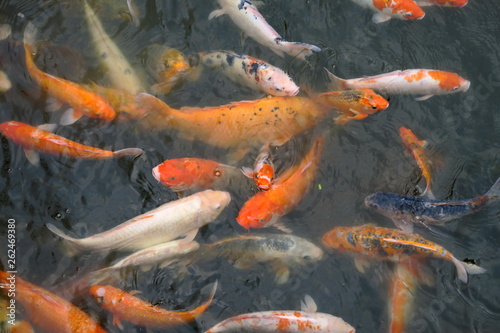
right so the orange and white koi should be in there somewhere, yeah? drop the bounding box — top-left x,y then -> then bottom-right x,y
399,127 -> 433,198
24,44 -> 116,124
242,146 -> 275,190
205,295 -> 355,333
153,158 -> 244,192
236,135 -> 324,230
0,121 -> 143,165
200,51 -> 299,96
89,281 -> 217,329
327,68 -> 470,101
208,0 -> 320,60
321,225 -> 486,283
146,45 -> 193,94
0,270 -> 106,333
350,0 -> 425,23
416,0 -> 467,7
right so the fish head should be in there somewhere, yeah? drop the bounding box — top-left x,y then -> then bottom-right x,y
236,195 -> 282,229
254,164 -> 274,190
0,121 -> 22,137
364,192 -> 406,220
428,71 -> 470,93
258,68 -> 300,96
324,316 -> 356,333
195,190 -> 232,219
390,0 -> 425,20
321,226 -> 359,252
91,99 -> 116,121
159,48 -> 191,80
298,241 -> 325,262
89,285 -> 119,309
357,89 -> 389,115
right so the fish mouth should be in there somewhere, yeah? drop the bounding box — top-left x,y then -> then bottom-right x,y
462,80 -> 471,92
289,86 -> 300,96
152,166 -> 161,182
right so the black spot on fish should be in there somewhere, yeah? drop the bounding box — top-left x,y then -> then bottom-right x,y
254,112 -> 257,115
101,52 -> 108,59
258,108 -> 262,111
226,54 -> 234,66
249,62 -> 259,75
275,37 -> 284,45
222,113 -> 226,116
346,232 -> 356,247
238,0 -> 246,10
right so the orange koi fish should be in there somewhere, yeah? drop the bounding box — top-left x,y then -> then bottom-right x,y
89,282 -> 217,329
242,146 -> 275,190
315,89 -> 389,125
399,127 -> 433,198
87,83 -> 147,121
236,135 -> 324,230
24,43 -> 116,125
152,158 -> 244,192
10,320 -> 35,333
321,225 -> 485,283
416,0 -> 467,7
0,271 -> 106,333
0,121 -> 143,165
350,0 -> 425,23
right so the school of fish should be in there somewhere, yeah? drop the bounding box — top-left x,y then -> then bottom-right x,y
0,1 -> 492,333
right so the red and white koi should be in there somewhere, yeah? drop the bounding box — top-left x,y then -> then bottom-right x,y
209,0 -> 320,60
200,51 -> 299,96
327,68 -> 470,100
0,121 -> 143,165
416,0 -> 467,7
350,0 -> 425,23
242,146 -> 275,190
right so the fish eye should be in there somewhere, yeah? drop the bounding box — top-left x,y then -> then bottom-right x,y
275,87 -> 281,91
303,255 -> 311,260
96,296 -> 105,304
214,170 -> 222,178
453,86 -> 459,91
405,12 -> 412,17
371,105 -> 378,109
371,203 -> 380,210
214,203 -> 221,210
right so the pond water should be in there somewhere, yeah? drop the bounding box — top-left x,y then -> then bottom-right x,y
1,0 -> 500,332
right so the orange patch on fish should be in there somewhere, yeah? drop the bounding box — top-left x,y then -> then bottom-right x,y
403,70 -> 427,83
428,70 -> 464,91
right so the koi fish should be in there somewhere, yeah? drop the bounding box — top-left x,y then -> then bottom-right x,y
0,270 -> 106,333
208,0 -> 321,60
199,234 -> 324,284
0,70 -> 12,92
241,146 -> 275,190
200,51 -> 299,96
321,225 -> 486,283
326,68 -> 470,101
89,281 -> 217,329
416,0 -> 467,7
399,127 -> 433,198
364,176 -> 500,233
0,121 -> 143,166
205,295 -> 355,333
314,89 -> 389,125
10,320 -> 35,333
236,135 -> 324,230
47,190 -> 231,256
349,0 -> 425,23
83,0 -> 145,95
24,43 -> 116,125
146,45 -> 193,94
153,158 -> 244,192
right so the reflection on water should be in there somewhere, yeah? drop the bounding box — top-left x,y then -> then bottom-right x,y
1,0 -> 500,332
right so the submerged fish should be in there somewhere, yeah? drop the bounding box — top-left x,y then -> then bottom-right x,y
205,295 -> 355,333
146,45 -> 193,94
153,158 -> 244,192
327,68 -> 470,101
47,190 -> 231,256
200,51 -> 299,96
24,43 -> 116,124
321,225 -> 486,283
0,121 -> 143,166
90,282 -> 217,329
242,146 -> 276,191
199,234 -> 324,284
0,70 -> 12,92
416,0 -> 467,6
364,176 -> 500,233
208,0 -> 320,60
237,135 -> 324,230
0,271 -> 106,333
399,127 -> 433,198
349,0 -> 425,23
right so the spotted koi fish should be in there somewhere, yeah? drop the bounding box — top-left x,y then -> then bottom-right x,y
209,0 -> 320,60
364,176 -> 500,233
321,225 -> 486,283
327,68 -> 470,101
416,0 -> 467,7
200,51 -> 299,96
242,146 -> 275,190
399,127 -> 433,198
349,0 -> 425,23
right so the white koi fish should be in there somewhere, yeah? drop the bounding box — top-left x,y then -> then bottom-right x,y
350,0 -> 425,23
83,0 -> 145,94
327,68 -> 470,101
200,51 -> 299,96
208,0 -> 320,60
47,190 -> 231,256
416,0 -> 467,7
205,295 -> 355,333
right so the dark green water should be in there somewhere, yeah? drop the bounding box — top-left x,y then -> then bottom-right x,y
1,0 -> 500,332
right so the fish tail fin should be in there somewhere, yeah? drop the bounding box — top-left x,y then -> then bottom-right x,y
462,261 -> 487,276
46,223 -> 83,257
279,41 -> 321,60
485,176 -> 500,199
452,257 -> 486,283
23,21 -> 37,48
190,280 -> 218,316
324,68 -> 347,91
113,148 -> 144,158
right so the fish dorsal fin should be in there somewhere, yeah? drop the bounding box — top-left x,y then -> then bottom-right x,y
37,123 -> 57,132
208,9 -> 226,20
372,12 -> 392,24
300,294 -> 317,313
354,258 -> 370,273
391,218 -> 414,234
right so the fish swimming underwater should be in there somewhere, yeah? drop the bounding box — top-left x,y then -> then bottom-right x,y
205,295 -> 355,332
327,68 -> 470,101
349,0 -> 425,23
236,135 -> 324,230
89,282 -> 217,329
209,0 -> 320,60
321,225 -> 486,283
241,146 -> 275,190
416,0 -> 467,6
0,121 -> 143,165
0,271 -> 106,333
47,190 -> 231,255
200,51 -> 299,96
399,126 -> 433,198
364,176 -> 500,233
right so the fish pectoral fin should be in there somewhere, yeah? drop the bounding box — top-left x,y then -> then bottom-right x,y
271,262 -> 290,285
233,257 -> 255,270
372,12 -> 392,23
112,315 -> 124,330
37,123 -> 58,132
391,218 -> 414,234
354,258 -> 371,273
139,265 -> 154,272
24,149 -> 40,166
129,290 -> 142,296
182,228 -> 199,243
415,95 -> 434,101
300,294 -> 318,313
60,108 -> 82,126
241,166 -> 254,178
157,260 -> 176,269
271,219 -> 292,233
45,96 -> 64,112
208,9 -> 226,20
